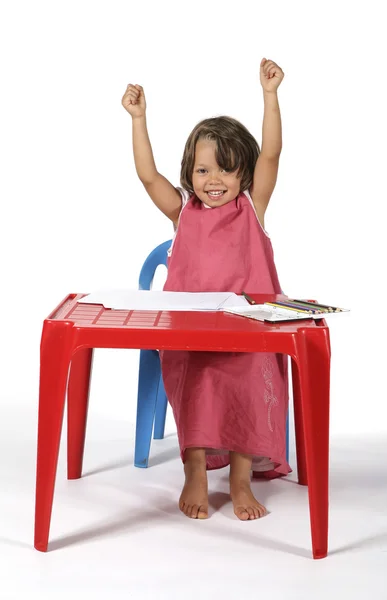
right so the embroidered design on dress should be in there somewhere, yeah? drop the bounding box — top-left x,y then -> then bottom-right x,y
261,357 -> 278,432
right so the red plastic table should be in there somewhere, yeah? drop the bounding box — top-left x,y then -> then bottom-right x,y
34,293 -> 331,558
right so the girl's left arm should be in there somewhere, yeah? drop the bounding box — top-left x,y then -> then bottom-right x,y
250,58 -> 284,223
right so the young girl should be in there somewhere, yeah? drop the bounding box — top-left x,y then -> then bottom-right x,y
122,57 -> 290,522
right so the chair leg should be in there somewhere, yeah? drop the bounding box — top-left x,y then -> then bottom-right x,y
291,358 -> 308,486
134,350 -> 160,468
67,348 -> 93,480
295,328 -> 331,559
153,373 -> 168,440
34,322 -> 74,552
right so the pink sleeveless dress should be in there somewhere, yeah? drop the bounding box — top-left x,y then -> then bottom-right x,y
160,189 -> 290,476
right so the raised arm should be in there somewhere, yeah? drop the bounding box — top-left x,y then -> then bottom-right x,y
250,59 -> 285,225
122,84 -> 182,223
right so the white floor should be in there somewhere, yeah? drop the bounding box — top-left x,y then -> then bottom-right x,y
1,403 -> 386,600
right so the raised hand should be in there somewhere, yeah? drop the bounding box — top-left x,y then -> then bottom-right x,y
122,84 -> 146,118
260,58 -> 284,93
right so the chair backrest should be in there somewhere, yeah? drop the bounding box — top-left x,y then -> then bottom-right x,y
138,240 -> 172,290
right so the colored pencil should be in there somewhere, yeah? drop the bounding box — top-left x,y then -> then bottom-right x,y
278,299 -> 329,313
241,291 -> 256,305
291,299 -> 341,312
268,300 -> 322,313
265,301 -> 317,314
275,300 -> 323,313
289,299 -> 332,312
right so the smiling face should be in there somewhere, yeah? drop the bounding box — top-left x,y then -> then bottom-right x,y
192,139 -> 241,207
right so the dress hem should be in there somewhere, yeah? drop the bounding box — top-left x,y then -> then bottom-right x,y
181,443 -> 291,476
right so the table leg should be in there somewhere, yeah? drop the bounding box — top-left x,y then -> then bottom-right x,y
34,321 -> 74,552
67,348 -> 93,479
291,359 -> 308,486
295,327 -> 331,559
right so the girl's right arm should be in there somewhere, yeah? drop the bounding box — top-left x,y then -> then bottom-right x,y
122,84 -> 182,224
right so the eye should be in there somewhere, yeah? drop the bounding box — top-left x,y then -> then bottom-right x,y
197,168 -> 207,174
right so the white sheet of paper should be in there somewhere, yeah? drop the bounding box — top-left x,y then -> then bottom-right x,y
78,290 -> 249,311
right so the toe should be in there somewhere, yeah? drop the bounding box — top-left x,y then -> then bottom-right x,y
197,506 -> 208,519
247,507 -> 255,520
191,504 -> 199,519
235,506 -> 250,521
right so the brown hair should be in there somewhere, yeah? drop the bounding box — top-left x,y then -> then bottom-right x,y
180,116 -> 260,193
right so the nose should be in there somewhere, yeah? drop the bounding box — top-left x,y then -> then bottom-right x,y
208,171 -> 222,184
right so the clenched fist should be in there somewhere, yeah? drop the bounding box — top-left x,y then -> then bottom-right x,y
260,58 -> 284,93
122,84 -> 146,119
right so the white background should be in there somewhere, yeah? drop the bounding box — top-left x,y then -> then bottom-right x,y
1,0 -> 385,435
1,1 -> 387,597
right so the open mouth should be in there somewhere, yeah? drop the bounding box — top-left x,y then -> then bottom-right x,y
206,190 -> 226,200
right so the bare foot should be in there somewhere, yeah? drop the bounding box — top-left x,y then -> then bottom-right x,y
230,479 -> 267,520
179,448 -> 209,519
229,452 -> 267,520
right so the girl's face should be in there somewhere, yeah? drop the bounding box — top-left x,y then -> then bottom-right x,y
192,139 -> 241,207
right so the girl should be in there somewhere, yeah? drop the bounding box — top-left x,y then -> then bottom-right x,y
122,57 -> 290,522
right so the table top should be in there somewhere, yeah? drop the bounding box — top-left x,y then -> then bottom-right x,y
47,293 -> 326,335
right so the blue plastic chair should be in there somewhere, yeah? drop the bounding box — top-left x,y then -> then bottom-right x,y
134,240 -> 172,467
134,240 -> 290,468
